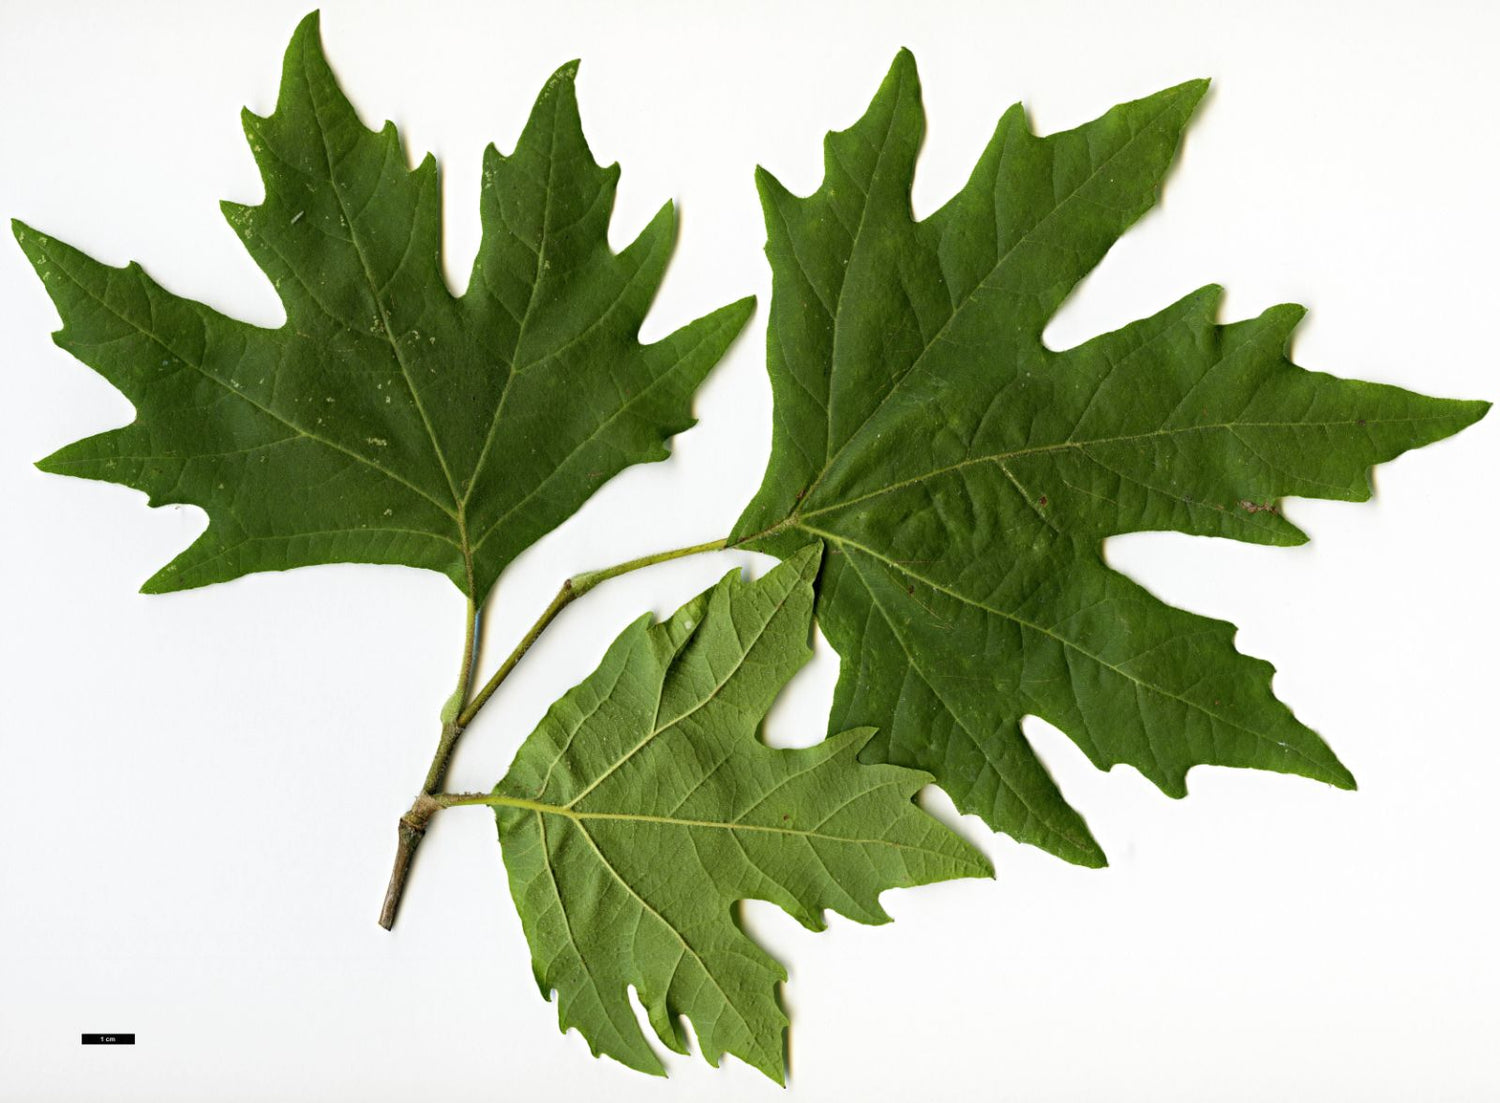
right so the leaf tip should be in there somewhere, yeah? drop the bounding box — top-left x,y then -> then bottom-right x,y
1326,761 -> 1357,792
750,1043 -> 790,1087
292,9 -> 322,43
1046,816 -> 1110,869
629,1046 -> 670,1079
220,199 -> 253,232
725,293 -> 757,327
279,9 -> 337,103
1131,76 -> 1212,130
753,163 -> 788,205
996,99 -> 1031,133
519,60 -> 587,158
1182,282 -> 1227,321
1171,77 -> 1212,116
783,541 -> 823,582
870,48 -> 922,117
644,197 -> 677,240
1453,397 -> 1492,431
11,218 -> 48,266
1264,300 -> 1309,333
540,59 -> 582,101
888,46 -> 919,82
1159,773 -> 1190,801
954,839 -> 997,881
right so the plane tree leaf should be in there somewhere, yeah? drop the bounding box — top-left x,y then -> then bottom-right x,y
15,12 -> 752,600
16,15 -> 1490,1086
491,545 -> 990,1081
731,52 -> 1489,866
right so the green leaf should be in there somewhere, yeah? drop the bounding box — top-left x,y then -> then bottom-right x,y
492,545 -> 990,1081
732,52 -> 1489,867
15,12 -> 752,601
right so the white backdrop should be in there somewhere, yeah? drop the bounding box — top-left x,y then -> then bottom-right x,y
1,1 -> 1496,1100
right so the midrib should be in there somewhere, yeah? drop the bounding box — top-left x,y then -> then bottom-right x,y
487,792 -> 953,855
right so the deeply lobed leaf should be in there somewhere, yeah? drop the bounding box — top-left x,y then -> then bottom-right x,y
732,52 -> 1489,865
493,547 -> 990,1081
17,12 -> 752,600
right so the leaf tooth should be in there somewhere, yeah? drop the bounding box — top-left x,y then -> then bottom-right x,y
1252,300 -> 1308,349
752,162 -> 791,205
816,47 -> 924,205
782,540 -> 823,585
219,199 -> 256,236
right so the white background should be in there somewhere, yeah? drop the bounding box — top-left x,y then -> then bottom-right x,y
1,1 -> 1496,1099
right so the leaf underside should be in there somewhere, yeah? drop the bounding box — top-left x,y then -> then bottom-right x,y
17,12 -> 752,601
493,546 -> 990,1081
732,52 -> 1489,866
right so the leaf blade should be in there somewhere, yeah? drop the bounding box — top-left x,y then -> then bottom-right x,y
732,56 -> 1488,866
494,548 -> 990,1080
19,12 -> 753,600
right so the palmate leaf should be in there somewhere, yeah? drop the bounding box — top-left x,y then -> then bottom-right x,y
493,546 -> 989,1081
15,13 -> 751,601
732,53 -> 1489,866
